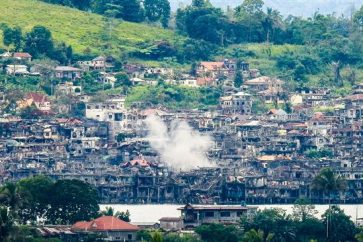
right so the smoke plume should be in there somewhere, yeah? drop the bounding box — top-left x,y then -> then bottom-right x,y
145,115 -> 214,171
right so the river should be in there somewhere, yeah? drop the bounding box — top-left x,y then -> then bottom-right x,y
100,204 -> 363,223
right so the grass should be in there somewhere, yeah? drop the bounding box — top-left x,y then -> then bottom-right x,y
0,0 -> 178,55
125,84 -> 222,109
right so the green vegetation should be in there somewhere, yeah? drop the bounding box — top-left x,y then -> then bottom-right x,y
0,176 -> 100,226
99,206 -> 131,222
0,0 -> 176,55
304,148 -> 334,159
134,202 -> 361,242
125,83 -> 222,109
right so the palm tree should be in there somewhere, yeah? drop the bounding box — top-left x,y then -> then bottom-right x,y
242,229 -> 274,242
262,8 -> 283,43
0,183 -> 25,214
311,167 -> 346,204
100,206 -> 114,216
0,206 -> 14,240
311,167 -> 346,239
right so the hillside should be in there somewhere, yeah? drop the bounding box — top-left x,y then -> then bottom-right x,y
0,0 -> 177,55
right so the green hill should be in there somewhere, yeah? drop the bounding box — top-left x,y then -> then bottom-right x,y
0,0 -> 177,55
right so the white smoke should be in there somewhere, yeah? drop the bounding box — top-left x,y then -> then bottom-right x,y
145,115 -> 214,171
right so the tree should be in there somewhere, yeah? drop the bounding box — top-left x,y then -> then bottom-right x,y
311,167 -> 346,203
234,71 -> 244,88
242,229 -> 274,242
356,233 -> 363,242
241,208 -> 296,242
99,207 -> 130,222
3,26 -> 23,51
0,206 -> 14,240
0,183 -> 27,217
151,231 -> 163,242
24,26 -> 54,58
292,199 -> 325,242
292,199 -> 317,221
116,209 -> 131,222
17,176 -> 54,224
322,206 -> 358,242
47,179 -> 99,224
164,233 -> 201,242
262,8 -> 283,43
175,2 -> 230,45
177,39 -> 217,62
235,0 -> 265,42
117,0 -> 145,22
41,0 -> 91,10
137,230 -> 152,241
353,6 -> 363,31
195,223 -> 240,242
100,206 -> 114,216
144,0 -> 171,28
312,168 -> 347,239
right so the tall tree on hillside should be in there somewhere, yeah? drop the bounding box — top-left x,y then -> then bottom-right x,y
262,8 -> 283,43
144,0 -> 171,28
235,0 -> 265,42
24,26 -> 54,58
118,0 -> 145,22
2,26 -> 23,51
192,0 -> 212,8
70,0 -> 91,10
353,5 -> 363,31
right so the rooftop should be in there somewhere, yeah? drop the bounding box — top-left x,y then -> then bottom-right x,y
72,216 -> 139,232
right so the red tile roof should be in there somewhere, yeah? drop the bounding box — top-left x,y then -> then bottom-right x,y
199,62 -> 224,71
72,216 -> 139,232
13,52 -> 32,58
72,221 -> 92,231
25,92 -> 49,103
345,94 -> 363,101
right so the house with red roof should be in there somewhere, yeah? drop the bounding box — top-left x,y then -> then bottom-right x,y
17,92 -> 52,113
13,52 -> 32,61
72,216 -> 139,241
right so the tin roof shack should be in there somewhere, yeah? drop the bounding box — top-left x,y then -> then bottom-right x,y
72,216 -> 139,242
178,204 -> 255,229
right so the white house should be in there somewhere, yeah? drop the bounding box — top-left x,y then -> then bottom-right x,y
6,65 -> 29,75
